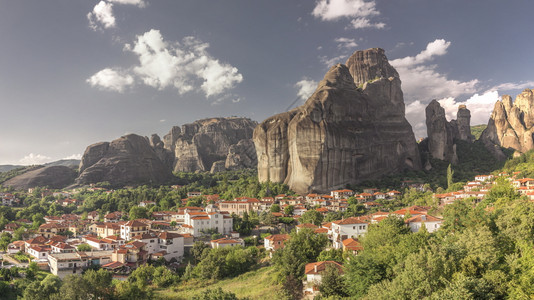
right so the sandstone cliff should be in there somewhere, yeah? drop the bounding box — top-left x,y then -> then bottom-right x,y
163,117 -> 257,172
76,134 -> 174,186
254,48 -> 421,194
3,166 -> 77,190
481,89 -> 534,157
425,102 -> 474,163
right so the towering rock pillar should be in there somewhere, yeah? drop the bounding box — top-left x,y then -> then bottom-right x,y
254,48 -> 421,194
481,89 -> 534,157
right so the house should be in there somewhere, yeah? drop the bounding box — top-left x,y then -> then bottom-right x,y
293,206 -> 308,216
27,245 -> 52,260
139,201 -> 156,207
8,241 -> 26,254
264,234 -> 290,252
155,232 -> 184,261
373,192 -> 386,200
218,198 -> 258,216
387,190 -> 402,198
48,250 -> 113,279
2,222 -> 20,234
86,211 -> 100,222
187,191 -> 202,198
49,242 -> 76,254
475,174 -> 494,182
210,237 -> 245,249
330,189 -> 354,200
104,211 -> 124,222
39,223 -> 68,238
120,220 -> 149,240
331,217 -> 368,249
112,241 -> 148,267
405,214 -> 442,233
181,208 -> 233,237
303,261 -> 343,297
342,238 -> 363,254
296,223 -> 319,233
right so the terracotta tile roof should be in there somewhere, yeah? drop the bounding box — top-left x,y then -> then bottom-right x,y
314,228 -> 329,234
332,217 -> 368,225
264,234 -> 290,242
305,261 -> 343,275
342,238 -> 363,251
124,220 -> 148,227
405,214 -> 442,223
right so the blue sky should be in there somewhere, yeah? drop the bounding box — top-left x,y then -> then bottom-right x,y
1,0 -> 533,165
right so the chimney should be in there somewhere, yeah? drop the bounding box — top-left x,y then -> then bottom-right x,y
314,264 -> 317,273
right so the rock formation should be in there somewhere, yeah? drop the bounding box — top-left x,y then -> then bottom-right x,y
76,134 -> 174,186
225,139 -> 257,171
425,101 -> 474,163
3,166 -> 77,190
254,48 -> 421,194
481,89 -> 534,157
163,117 -> 257,172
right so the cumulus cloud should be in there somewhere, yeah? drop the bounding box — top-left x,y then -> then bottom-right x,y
19,153 -> 52,165
63,154 -> 83,160
335,37 -> 358,49
108,0 -> 146,7
88,29 -> 243,99
295,78 -> 318,101
87,68 -> 134,92
349,17 -> 385,29
312,0 -> 385,30
88,1 -> 115,30
390,39 -> 479,103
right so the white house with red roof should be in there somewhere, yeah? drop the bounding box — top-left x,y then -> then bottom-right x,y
330,189 -> 354,200
330,217 -> 368,249
182,208 -> 233,237
303,261 -> 343,297
405,214 -> 442,233
120,220 -> 149,240
210,237 -> 245,248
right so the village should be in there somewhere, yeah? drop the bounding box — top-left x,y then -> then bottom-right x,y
0,170 -> 532,297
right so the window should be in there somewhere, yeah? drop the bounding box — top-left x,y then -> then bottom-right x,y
150,240 -> 154,243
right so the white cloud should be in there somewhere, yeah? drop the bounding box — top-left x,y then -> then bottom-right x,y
335,37 -> 358,49
89,30 -> 243,99
87,68 -> 134,92
491,81 -> 534,92
391,39 -> 451,68
390,39 -> 479,103
87,1 -> 116,31
108,0 -> 146,7
295,78 -> 318,101
63,154 -> 83,160
312,0 -> 385,30
19,153 -> 52,165
312,0 -> 379,20
349,17 -> 385,29
319,54 -> 349,67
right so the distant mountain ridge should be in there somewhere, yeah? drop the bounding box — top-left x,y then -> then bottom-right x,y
0,159 -> 80,173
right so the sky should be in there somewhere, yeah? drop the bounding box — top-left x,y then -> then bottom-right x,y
1,0 -> 533,165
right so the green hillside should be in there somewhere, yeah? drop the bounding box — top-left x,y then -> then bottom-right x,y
471,124 -> 487,140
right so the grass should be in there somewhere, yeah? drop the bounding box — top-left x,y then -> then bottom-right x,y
154,266 -> 284,299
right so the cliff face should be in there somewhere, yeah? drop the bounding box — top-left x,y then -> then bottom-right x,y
254,48 -> 421,194
76,134 -> 174,186
163,117 -> 257,172
425,102 -> 474,164
481,89 -> 534,157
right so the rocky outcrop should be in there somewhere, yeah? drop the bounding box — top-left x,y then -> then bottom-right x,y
76,134 -> 174,186
225,139 -> 257,170
3,166 -> 77,190
254,48 -> 421,194
481,89 -> 534,157
425,101 -> 476,163
163,117 -> 257,172
425,100 -> 457,163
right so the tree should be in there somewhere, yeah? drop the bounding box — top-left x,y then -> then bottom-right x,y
26,262 -> 39,280
270,204 -> 281,213
192,241 -> 210,263
447,164 -> 454,190
273,228 -> 328,296
83,269 -> 114,299
77,243 -> 92,252
129,206 -> 148,220
317,248 -> 344,263
284,205 -> 294,216
299,210 -> 324,226
318,264 -> 348,298
59,275 -> 92,300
